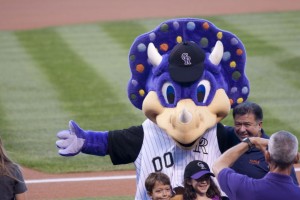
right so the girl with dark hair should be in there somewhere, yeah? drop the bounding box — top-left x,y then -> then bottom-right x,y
183,160 -> 221,200
0,137 -> 27,200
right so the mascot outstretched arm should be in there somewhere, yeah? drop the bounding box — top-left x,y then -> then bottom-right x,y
56,18 -> 249,200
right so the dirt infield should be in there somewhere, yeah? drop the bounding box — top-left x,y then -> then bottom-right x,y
2,0 -> 300,199
23,167 -> 137,199
1,0 -> 300,30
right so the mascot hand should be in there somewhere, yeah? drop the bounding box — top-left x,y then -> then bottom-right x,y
56,120 -> 86,156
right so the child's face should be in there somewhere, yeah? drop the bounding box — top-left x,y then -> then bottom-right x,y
149,181 -> 172,200
190,174 -> 211,195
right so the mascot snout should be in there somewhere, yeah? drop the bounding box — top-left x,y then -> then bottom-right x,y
143,91 -> 229,149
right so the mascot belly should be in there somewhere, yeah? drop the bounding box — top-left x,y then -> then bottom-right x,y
56,18 -> 249,199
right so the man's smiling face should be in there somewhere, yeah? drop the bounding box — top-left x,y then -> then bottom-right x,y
234,113 -> 262,140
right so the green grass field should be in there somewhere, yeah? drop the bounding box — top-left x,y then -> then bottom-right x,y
0,11 -> 299,174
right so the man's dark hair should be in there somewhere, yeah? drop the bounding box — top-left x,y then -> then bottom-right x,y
233,101 -> 263,121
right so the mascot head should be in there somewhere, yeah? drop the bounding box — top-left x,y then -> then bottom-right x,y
127,18 -> 249,149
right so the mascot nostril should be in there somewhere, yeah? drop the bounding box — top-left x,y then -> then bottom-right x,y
56,18 -> 250,200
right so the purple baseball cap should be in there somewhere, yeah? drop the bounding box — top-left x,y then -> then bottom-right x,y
184,160 -> 215,179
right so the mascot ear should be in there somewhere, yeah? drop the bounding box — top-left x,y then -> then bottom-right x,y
209,41 -> 223,65
147,43 -> 162,67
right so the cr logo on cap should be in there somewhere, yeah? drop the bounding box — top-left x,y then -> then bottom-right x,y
198,162 -> 206,169
181,53 -> 191,66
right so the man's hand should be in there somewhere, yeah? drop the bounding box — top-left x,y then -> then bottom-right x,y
56,120 -> 86,156
250,137 -> 269,153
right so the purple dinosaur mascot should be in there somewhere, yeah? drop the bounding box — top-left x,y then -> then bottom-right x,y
56,18 -> 249,200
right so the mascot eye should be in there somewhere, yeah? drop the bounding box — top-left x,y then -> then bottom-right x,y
162,82 -> 175,104
197,80 -> 210,103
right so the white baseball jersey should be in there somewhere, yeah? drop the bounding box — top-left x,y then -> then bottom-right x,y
134,119 -> 223,200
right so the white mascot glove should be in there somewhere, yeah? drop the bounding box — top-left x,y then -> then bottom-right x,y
56,120 -> 86,156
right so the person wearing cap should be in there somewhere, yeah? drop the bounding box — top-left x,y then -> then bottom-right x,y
183,160 -> 222,200
212,130 -> 300,200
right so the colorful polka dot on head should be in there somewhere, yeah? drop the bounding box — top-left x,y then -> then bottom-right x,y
232,71 -> 241,81
187,22 -> 196,31
130,93 -> 137,100
176,36 -> 182,43
129,54 -> 135,62
236,48 -> 243,56
231,38 -> 239,45
137,43 -> 146,52
223,51 -> 231,61
160,23 -> 169,32
242,86 -> 249,95
131,79 -> 138,87
202,22 -> 210,30
231,87 -> 238,93
139,89 -> 145,97
173,21 -> 180,30
136,64 -> 144,73
200,37 -> 208,48
149,32 -> 156,41
160,43 -> 169,51
230,61 -> 236,68
217,32 -> 223,40
237,98 -> 244,104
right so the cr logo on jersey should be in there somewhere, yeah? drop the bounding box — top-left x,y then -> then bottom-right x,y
193,138 -> 208,154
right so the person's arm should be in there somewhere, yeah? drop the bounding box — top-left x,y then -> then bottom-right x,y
108,125 -> 144,164
14,165 -> 28,200
212,137 -> 268,178
16,192 -> 27,200
56,120 -> 144,162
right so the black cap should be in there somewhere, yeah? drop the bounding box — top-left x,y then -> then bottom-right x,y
168,41 -> 205,83
184,160 -> 215,179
